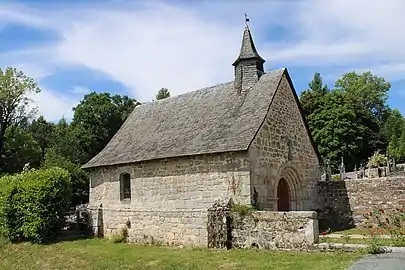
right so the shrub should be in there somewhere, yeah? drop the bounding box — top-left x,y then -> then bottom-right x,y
363,207 -> 405,248
109,227 -> 128,243
0,167 -> 71,243
367,151 -> 387,168
43,149 -> 89,206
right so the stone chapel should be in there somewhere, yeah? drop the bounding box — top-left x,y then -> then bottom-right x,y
82,24 -> 321,246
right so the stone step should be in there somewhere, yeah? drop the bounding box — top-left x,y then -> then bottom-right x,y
324,233 -> 392,239
315,242 -> 405,253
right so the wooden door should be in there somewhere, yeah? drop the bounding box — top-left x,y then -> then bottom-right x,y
277,178 -> 290,211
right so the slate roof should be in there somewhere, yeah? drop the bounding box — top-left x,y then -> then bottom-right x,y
82,68 -> 286,169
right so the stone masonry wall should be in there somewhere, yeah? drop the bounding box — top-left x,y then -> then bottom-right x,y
248,74 -> 320,210
234,60 -> 260,95
206,200 -> 319,250
88,151 -> 251,246
315,176 -> 405,230
231,211 -> 319,250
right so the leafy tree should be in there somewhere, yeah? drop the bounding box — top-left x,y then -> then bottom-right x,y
50,118 -> 86,164
155,88 -> 170,100
335,71 -> 391,159
383,109 -> 405,161
335,71 -> 390,120
71,92 -> 140,163
308,91 -> 363,171
29,116 -> 54,159
299,73 -> 329,118
303,71 -> 393,171
382,109 -> 404,140
1,126 -> 42,174
0,67 -> 40,157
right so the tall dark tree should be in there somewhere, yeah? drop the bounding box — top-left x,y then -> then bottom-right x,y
299,73 -> 329,118
71,92 -> 140,163
50,118 -> 86,164
308,91 -> 363,171
383,109 -> 405,161
29,115 -> 54,159
1,125 -> 42,174
155,88 -> 171,100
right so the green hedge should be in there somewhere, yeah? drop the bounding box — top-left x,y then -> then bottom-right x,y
0,167 -> 71,243
43,149 -> 89,206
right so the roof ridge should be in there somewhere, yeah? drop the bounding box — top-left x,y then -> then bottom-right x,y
141,81 -> 234,107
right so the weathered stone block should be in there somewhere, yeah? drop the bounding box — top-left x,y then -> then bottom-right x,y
231,211 -> 319,250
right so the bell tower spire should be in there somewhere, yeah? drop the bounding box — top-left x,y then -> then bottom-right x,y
233,15 -> 265,94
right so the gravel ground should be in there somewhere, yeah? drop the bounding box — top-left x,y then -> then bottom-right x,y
348,252 -> 405,270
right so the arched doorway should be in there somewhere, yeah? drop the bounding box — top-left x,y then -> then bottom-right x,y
277,178 -> 290,211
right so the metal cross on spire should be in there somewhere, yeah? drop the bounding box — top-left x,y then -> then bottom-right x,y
244,13 -> 250,25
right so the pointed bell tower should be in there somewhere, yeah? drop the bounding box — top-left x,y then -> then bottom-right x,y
233,21 -> 265,95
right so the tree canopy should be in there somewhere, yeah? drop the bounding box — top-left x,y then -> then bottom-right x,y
0,67 -> 40,157
70,92 -> 140,163
155,88 -> 171,100
300,71 -> 403,172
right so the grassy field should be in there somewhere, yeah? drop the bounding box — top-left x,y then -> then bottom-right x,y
0,239 -> 364,270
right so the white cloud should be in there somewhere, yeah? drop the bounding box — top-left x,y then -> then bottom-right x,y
2,0 -> 405,113
272,0 -> 405,68
71,86 -> 91,95
0,1 -> 291,103
28,89 -> 80,122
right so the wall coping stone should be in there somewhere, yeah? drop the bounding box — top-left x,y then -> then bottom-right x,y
251,211 -> 317,219
88,207 -> 206,213
344,175 -> 405,183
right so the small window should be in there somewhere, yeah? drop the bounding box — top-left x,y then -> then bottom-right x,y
120,173 -> 131,200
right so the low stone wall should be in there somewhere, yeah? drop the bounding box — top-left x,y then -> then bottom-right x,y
315,176 -> 405,230
207,202 -> 319,250
90,206 -> 207,247
231,211 -> 319,250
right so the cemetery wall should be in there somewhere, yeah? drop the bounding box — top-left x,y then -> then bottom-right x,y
314,175 -> 405,230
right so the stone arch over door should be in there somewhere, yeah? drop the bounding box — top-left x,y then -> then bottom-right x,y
274,162 -> 303,211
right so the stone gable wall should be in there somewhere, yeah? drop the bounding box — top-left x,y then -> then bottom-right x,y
88,151 -> 251,246
248,74 -> 320,210
315,176 -> 405,230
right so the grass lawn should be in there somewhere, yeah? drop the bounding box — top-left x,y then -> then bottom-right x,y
0,238 -> 364,270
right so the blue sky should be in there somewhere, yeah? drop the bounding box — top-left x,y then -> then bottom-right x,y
0,0 -> 404,121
